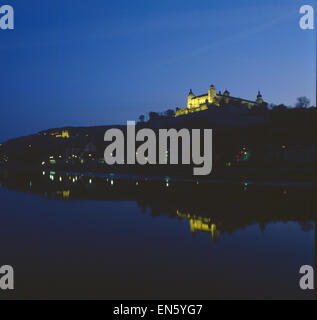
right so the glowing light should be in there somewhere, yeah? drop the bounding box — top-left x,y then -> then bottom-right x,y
63,190 -> 70,199
177,210 -> 218,239
55,131 -> 70,139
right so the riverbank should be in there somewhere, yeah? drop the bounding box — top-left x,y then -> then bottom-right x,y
1,162 -> 315,186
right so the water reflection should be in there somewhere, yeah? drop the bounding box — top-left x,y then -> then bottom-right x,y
177,210 -> 220,241
0,169 -> 315,299
0,169 -> 315,239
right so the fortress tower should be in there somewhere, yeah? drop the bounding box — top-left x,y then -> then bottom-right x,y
187,89 -> 195,109
256,91 -> 263,104
208,84 -> 217,102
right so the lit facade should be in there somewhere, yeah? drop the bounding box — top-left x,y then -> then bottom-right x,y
48,130 -> 70,138
175,84 -> 265,117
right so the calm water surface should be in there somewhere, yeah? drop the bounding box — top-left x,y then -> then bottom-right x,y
0,170 -> 315,299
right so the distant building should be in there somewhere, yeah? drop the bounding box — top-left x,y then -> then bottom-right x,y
175,84 -> 266,117
43,130 -> 70,138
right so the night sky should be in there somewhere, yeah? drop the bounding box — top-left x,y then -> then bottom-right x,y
0,0 -> 316,141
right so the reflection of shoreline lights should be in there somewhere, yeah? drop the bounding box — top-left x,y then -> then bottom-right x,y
111,179 -> 114,186
56,190 -> 70,199
177,210 -> 219,240
49,171 -> 56,181
89,179 -> 92,184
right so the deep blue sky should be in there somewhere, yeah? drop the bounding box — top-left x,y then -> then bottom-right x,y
0,0 -> 316,141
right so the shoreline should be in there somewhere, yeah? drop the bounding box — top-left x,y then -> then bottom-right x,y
1,163 -> 315,188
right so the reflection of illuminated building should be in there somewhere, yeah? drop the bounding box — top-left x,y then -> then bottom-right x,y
177,210 -> 220,241
56,190 -> 70,199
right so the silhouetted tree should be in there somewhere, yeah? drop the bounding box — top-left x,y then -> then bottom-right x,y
149,112 -> 160,121
295,96 -> 310,108
138,115 -> 145,123
164,109 -> 175,118
272,104 -> 288,112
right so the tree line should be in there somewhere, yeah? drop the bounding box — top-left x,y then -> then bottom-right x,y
138,96 -> 315,123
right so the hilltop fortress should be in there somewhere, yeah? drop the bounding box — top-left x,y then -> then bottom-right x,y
175,84 -> 266,117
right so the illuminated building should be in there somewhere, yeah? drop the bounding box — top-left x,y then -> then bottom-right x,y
175,84 -> 266,117
50,130 -> 70,138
